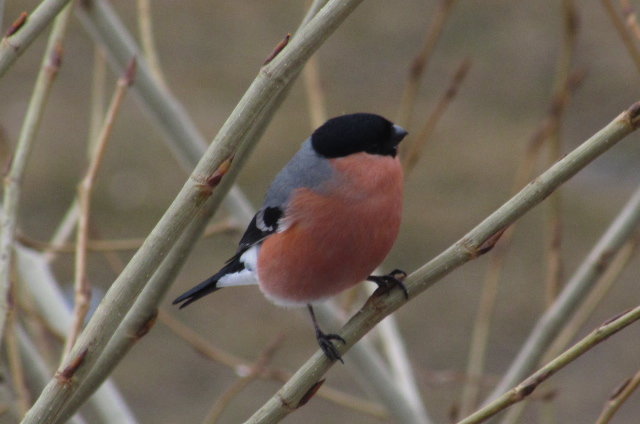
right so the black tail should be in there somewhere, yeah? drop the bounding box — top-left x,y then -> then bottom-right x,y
172,273 -> 221,309
172,252 -> 245,308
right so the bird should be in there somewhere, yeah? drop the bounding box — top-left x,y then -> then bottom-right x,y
173,113 -> 408,362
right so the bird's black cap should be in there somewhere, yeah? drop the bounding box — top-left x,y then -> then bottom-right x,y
311,113 -> 408,159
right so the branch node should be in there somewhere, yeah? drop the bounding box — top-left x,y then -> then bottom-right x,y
124,57 -> 137,86
263,33 -> 291,66
519,381 -> 537,398
297,379 -> 325,408
609,377 -> 632,400
206,155 -> 234,189
594,248 -> 615,273
57,348 -> 89,383
277,393 -> 296,411
600,307 -> 633,327
477,227 -> 507,255
134,309 -> 158,339
46,42 -> 64,75
626,101 -> 640,129
5,12 -> 28,37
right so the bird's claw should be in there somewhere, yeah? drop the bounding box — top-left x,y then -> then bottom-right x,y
316,329 -> 345,363
367,268 -> 409,300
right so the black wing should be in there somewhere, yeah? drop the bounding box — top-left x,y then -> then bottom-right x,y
238,205 -> 284,250
172,206 -> 284,308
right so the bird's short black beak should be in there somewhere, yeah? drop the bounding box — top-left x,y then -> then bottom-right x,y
392,124 -> 408,145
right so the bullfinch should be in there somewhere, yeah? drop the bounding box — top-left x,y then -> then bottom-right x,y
173,113 -> 408,362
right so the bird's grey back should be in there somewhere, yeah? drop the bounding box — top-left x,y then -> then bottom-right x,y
264,139 -> 333,209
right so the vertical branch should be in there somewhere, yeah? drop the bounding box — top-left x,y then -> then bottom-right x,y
136,0 -> 166,87
544,0 -> 578,304
63,59 -> 136,356
88,48 -> 108,153
45,47 -> 108,265
401,58 -> 471,173
0,0 -> 5,34
396,0 -> 458,128
620,0 -> 640,40
6,296 -> 30,416
0,2 -> 72,347
302,55 -> 327,128
459,69 -> 584,417
601,0 -> 640,74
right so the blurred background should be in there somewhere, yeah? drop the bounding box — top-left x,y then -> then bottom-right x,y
1,0 -> 640,423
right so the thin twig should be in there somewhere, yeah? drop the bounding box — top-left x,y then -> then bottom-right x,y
457,305 -> 640,424
136,0 -> 166,87
0,2 -> 72,347
302,55 -> 327,128
203,335 -> 285,424
6,295 -> 30,416
544,0 -> 578,305
595,369 -> 640,424
620,0 -> 640,40
63,59 -> 136,357
602,0 -> 640,74
244,104 -> 640,423
401,58 -> 471,173
159,310 -> 246,368
0,1 -> 5,35
396,0 -> 458,128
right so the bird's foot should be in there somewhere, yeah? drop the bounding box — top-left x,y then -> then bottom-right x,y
315,329 -> 345,363
367,268 -> 409,300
